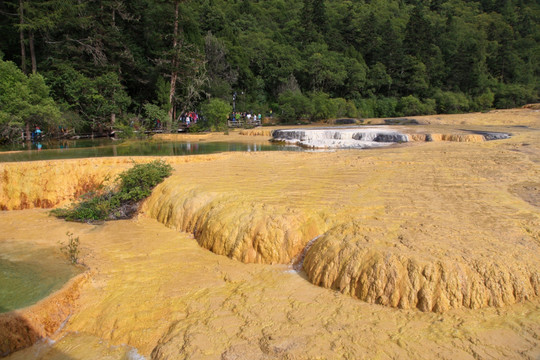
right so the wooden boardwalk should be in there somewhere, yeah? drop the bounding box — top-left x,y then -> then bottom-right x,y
227,119 -> 261,128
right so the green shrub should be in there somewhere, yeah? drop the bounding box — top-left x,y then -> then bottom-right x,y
433,90 -> 470,114
278,102 -> 296,122
115,124 -> 136,139
277,90 -> 313,122
116,161 -> 174,202
422,98 -> 437,115
143,103 -> 169,129
52,160 -> 173,222
0,59 -> 61,141
396,95 -> 436,116
187,122 -> 210,133
356,98 -> 376,118
309,91 -> 337,121
494,83 -> 537,109
375,97 -> 399,117
472,90 -> 494,111
397,95 -> 423,116
201,98 -> 232,131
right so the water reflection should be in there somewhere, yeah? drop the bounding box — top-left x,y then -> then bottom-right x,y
0,138 -> 114,152
0,140 -> 301,163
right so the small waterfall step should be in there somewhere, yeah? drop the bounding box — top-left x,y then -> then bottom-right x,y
272,127 -> 512,149
272,127 -> 409,149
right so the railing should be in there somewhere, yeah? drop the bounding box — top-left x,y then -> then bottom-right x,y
228,119 -> 261,128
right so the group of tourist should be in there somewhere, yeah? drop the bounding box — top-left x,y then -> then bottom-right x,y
230,112 -> 262,124
151,111 -> 200,130
178,111 -> 199,127
21,126 -> 43,142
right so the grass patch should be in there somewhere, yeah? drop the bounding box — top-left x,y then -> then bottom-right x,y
52,160 -> 173,222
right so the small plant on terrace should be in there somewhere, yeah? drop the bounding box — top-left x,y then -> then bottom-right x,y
115,160 -> 173,203
60,231 -> 80,264
51,160 -> 173,222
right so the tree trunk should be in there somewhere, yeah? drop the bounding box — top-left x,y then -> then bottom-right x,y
25,123 -> 30,142
168,0 -> 179,133
29,30 -> 36,74
18,0 -> 27,74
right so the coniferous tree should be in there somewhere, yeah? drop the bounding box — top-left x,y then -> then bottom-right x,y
0,0 -> 538,139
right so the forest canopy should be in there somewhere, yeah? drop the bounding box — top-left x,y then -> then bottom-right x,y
0,0 -> 538,140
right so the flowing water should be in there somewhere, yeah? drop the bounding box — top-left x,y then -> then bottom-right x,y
272,127 -> 410,148
271,126 -> 511,148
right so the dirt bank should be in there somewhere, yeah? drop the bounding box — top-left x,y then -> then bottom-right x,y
0,155 -> 221,210
0,272 -> 87,356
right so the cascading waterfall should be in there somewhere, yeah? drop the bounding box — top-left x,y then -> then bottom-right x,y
272,127 -> 511,148
272,127 -> 409,149
292,235 -> 322,272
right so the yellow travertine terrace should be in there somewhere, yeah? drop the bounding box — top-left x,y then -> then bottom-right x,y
1,108 -> 540,359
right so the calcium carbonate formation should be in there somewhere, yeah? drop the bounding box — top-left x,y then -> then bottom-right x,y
271,127 -> 511,148
272,127 -> 409,149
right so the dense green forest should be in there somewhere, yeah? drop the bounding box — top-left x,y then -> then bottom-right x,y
0,0 -> 539,140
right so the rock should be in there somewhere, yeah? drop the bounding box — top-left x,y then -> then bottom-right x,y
303,222 -> 540,312
0,159 -> 128,210
143,179 -> 324,264
384,118 -> 420,125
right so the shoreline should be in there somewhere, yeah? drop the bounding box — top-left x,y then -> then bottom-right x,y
0,268 -> 89,356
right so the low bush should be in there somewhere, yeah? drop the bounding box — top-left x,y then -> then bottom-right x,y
201,98 -> 232,131
52,160 -> 173,222
278,90 -> 313,122
356,97 -> 399,118
494,83 -> 537,109
396,95 -> 436,116
375,97 -> 399,117
433,90 -> 470,114
187,122 -> 209,133
472,90 -> 494,111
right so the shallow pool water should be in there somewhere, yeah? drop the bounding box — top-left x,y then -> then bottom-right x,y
0,140 -> 301,162
0,138 -> 115,152
0,241 -> 81,313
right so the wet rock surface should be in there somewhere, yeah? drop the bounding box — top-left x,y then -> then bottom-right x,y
334,118 -> 358,125
461,130 -> 512,140
271,126 -> 512,148
271,127 -> 410,148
